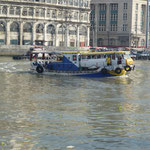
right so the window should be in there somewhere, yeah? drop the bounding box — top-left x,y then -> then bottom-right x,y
99,4 -> 106,11
124,3 -> 128,9
10,22 -> 19,32
123,13 -> 127,20
36,24 -> 44,33
22,7 -> 27,16
99,24 -> 106,31
2,6 -> 7,15
16,7 -> 20,15
123,24 -> 128,31
111,4 -> 118,11
47,9 -> 50,17
0,22 -> 5,32
10,7 -> 15,15
136,3 -> 138,10
23,23 -> 32,32
99,14 -> 106,21
111,14 -> 118,21
111,24 -> 117,31
41,8 -> 45,17
29,8 -> 33,16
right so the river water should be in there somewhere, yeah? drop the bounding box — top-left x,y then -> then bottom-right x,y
0,57 -> 150,150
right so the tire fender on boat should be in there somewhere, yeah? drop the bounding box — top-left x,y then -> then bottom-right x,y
124,65 -> 131,71
101,68 -> 108,74
36,65 -> 44,73
115,67 -> 122,74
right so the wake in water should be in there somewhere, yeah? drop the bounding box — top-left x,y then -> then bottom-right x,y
0,61 -> 30,73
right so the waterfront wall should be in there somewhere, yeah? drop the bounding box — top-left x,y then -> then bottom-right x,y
0,45 -> 89,56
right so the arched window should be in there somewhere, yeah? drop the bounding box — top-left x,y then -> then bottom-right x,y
58,25 -> 66,34
141,39 -> 145,47
23,23 -> 32,33
36,24 -> 44,33
0,22 -> 6,32
98,38 -> 104,46
110,38 -> 116,45
69,26 -> 76,35
47,24 -> 55,34
79,26 -> 87,35
2,6 -> 7,15
10,22 -> 19,32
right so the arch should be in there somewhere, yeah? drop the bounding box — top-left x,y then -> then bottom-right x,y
141,39 -> 145,47
79,25 -> 87,47
58,24 -> 66,34
23,22 -> 32,33
79,26 -> 87,36
69,26 -> 77,35
0,21 -> 6,45
36,24 -> 44,33
0,22 -> 6,32
2,6 -> 7,15
97,38 -> 104,46
10,22 -> 20,45
47,24 -> 55,34
10,22 -> 19,32
47,24 -> 56,46
109,38 -> 116,46
68,25 -> 77,47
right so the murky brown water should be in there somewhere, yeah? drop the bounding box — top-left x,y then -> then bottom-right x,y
0,57 -> 150,150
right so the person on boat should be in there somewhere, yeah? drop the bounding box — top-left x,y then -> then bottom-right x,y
106,56 -> 111,66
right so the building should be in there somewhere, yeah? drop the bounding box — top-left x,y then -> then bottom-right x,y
0,0 -> 90,50
90,0 -> 149,48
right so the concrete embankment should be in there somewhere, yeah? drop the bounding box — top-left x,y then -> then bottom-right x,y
0,45 -> 89,56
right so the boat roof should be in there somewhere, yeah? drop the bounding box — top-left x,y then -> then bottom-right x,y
31,50 -> 126,55
63,51 -> 126,55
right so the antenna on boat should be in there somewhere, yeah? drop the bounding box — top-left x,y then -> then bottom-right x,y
146,0 -> 150,49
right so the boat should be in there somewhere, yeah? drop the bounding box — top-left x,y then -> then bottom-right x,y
29,50 -> 135,78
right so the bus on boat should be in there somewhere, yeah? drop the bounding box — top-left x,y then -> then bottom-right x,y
30,50 -> 135,78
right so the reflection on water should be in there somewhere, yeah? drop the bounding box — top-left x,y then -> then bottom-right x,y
0,58 -> 150,150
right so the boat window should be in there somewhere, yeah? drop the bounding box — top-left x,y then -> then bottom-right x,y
124,54 -> 130,59
72,55 -> 77,61
82,55 -> 87,59
112,54 -> 115,60
97,55 -> 101,59
92,55 -> 96,59
87,55 -> 91,59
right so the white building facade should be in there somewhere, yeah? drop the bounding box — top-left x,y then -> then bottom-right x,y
90,0 -> 149,48
0,0 -> 90,48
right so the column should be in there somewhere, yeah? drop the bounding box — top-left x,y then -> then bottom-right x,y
87,25 -> 90,47
6,21 -> 10,45
94,4 -> 99,47
19,22 -> 23,45
106,3 -> 110,46
44,23 -> 47,46
32,22 -> 36,45
65,25 -> 69,47
76,25 -> 80,47
55,25 -> 59,47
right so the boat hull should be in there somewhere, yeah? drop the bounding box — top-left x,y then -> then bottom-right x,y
31,68 -> 126,78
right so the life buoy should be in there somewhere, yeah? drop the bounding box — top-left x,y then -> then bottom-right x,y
124,65 -> 131,71
36,65 -> 44,73
101,68 -> 108,74
115,67 -> 122,74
